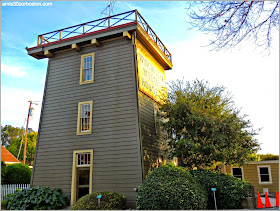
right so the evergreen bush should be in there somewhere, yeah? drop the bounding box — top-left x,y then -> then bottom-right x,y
190,169 -> 252,209
5,163 -> 31,184
1,161 -> 7,184
5,186 -> 67,210
136,164 -> 207,210
71,191 -> 126,210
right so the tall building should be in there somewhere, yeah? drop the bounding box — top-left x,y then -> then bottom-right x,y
27,10 -> 172,207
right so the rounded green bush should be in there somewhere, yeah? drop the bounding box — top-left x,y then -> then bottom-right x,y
71,191 -> 127,210
5,186 -> 67,210
5,163 -> 31,184
190,169 -> 252,209
1,161 -> 7,184
136,164 -> 207,210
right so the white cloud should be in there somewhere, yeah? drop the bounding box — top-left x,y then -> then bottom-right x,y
1,87 -> 43,131
1,63 -> 27,77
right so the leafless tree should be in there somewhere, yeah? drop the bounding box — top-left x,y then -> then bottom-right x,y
186,1 -> 279,52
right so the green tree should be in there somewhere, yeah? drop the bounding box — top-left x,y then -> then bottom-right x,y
1,125 -> 25,147
259,154 -> 279,161
185,1 -> 279,52
159,79 -> 260,168
7,132 -> 37,166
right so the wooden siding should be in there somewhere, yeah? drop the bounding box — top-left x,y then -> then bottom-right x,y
243,163 -> 279,193
31,37 -> 142,207
222,162 -> 279,193
138,91 -> 165,178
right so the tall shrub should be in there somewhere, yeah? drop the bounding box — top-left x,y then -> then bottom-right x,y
1,161 -> 7,184
136,164 -> 207,210
5,163 -> 31,184
190,169 -> 252,209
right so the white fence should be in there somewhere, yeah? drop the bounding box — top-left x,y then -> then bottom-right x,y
1,184 -> 30,200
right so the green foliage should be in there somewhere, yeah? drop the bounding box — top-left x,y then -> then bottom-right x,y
159,79 -> 260,168
5,163 -> 32,184
190,169 -> 252,209
136,164 -> 207,210
7,131 -> 37,165
5,186 -> 66,210
1,199 -> 7,210
260,154 -> 279,161
1,125 -> 25,147
1,161 -> 7,184
71,191 -> 126,210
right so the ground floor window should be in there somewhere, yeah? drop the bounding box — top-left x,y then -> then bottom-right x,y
71,149 -> 93,206
231,167 -> 243,180
257,165 -> 272,184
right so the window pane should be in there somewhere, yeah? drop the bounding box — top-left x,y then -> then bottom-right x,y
78,188 -> 89,199
83,58 -> 87,69
261,175 -> 270,182
233,168 -> 242,175
78,169 -> 90,185
235,175 -> 242,179
260,167 -> 269,174
87,154 -> 91,164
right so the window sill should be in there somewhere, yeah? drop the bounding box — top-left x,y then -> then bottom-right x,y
76,131 -> 92,135
259,182 -> 273,185
80,80 -> 94,85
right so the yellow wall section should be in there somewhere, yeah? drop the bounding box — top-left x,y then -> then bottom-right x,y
136,39 -> 167,104
221,162 -> 279,193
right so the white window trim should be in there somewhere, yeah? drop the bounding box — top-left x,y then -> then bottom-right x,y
257,165 -> 273,185
231,166 -> 244,180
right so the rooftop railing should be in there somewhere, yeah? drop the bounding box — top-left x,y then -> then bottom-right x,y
37,10 -> 172,62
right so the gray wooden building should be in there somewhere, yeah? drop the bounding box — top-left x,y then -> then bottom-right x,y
27,10 -> 173,208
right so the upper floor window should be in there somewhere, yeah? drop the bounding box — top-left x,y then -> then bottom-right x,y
77,101 -> 93,135
257,165 -> 272,184
80,53 -> 95,85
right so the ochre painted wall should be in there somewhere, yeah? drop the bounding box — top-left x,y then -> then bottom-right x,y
221,161 -> 279,193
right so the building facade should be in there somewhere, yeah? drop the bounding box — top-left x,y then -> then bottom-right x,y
218,160 -> 279,194
27,10 -> 172,207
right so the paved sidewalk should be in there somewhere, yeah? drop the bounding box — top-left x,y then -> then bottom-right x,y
259,197 -> 278,209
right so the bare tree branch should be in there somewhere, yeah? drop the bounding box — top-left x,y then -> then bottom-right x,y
186,1 -> 279,53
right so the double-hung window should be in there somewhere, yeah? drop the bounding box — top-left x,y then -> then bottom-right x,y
257,165 -> 272,184
80,53 -> 95,84
77,101 -> 93,135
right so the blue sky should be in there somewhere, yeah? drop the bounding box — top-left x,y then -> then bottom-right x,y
1,1 -> 279,154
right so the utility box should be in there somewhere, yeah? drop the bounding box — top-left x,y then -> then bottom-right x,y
27,10 -> 172,208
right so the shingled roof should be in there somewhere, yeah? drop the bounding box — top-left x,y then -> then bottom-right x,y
1,145 -> 20,164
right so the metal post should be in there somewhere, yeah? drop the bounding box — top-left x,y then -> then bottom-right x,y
211,188 -> 217,210
213,191 -> 217,210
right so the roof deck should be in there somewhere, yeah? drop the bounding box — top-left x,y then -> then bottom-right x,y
26,10 -> 172,69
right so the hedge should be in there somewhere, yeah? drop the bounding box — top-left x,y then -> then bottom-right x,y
136,164 -> 207,210
190,169 -> 252,209
5,163 -> 31,184
71,191 -> 127,210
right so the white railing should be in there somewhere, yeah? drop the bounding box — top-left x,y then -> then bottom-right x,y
1,184 -> 30,200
